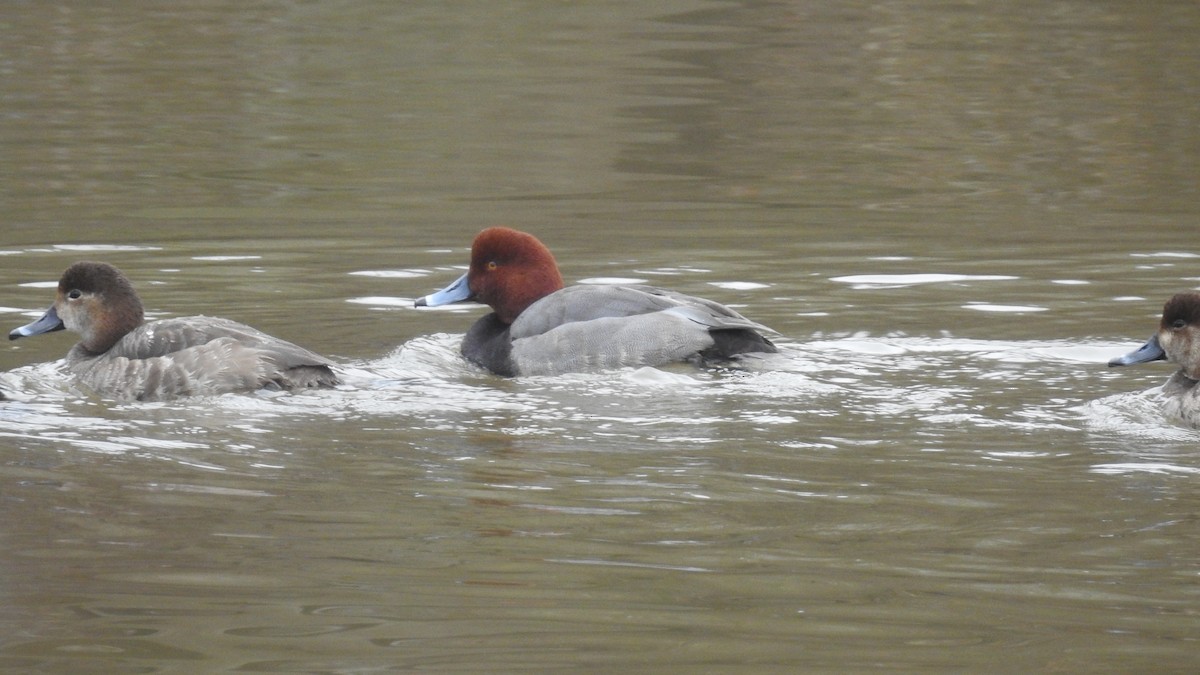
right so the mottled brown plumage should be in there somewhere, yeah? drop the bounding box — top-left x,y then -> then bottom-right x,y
10,262 -> 339,401
1109,291 -> 1200,427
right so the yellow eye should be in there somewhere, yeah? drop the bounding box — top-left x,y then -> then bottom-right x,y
487,261 -> 498,271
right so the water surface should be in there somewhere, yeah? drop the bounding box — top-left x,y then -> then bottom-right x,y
2,1 -> 1199,672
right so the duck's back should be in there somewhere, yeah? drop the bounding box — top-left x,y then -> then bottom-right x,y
495,285 -> 776,376
510,285 -> 773,338
69,316 -> 339,401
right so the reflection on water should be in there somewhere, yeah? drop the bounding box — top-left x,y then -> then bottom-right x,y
3,0 -> 1200,672
3,320 -> 1197,669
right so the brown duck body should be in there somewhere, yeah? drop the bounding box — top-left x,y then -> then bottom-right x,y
1110,292 -> 1200,427
10,262 -> 339,401
62,315 -> 339,401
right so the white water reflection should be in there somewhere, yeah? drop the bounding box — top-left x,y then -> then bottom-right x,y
831,273 -> 1019,288
52,244 -> 162,252
348,269 -> 433,278
962,303 -> 1049,313
1091,462 -> 1200,476
6,333 -> 1186,454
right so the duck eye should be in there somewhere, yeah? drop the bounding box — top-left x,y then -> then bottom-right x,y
67,289 -> 82,300
1172,319 -> 1187,330
486,261 -> 498,271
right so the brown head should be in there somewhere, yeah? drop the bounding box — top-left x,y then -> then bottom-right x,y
1156,292 -> 1200,379
466,227 -> 565,324
10,261 -> 145,354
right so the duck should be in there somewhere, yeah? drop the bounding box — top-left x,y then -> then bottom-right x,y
9,261 -> 340,401
414,227 -> 777,376
1109,291 -> 1200,426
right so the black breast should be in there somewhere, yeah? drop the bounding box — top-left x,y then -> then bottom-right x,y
462,313 -> 516,376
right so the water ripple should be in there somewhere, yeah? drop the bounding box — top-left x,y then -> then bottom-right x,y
3,334 -> 1195,463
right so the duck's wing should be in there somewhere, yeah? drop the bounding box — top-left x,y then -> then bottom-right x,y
77,317 -> 339,400
107,317 -> 335,368
505,285 -> 776,376
509,285 -> 774,339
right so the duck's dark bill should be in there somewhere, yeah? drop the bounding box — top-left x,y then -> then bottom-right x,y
1108,335 -> 1166,367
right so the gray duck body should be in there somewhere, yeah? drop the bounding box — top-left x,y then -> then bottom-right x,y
63,315 -> 338,401
10,261 -> 339,401
416,227 -> 778,377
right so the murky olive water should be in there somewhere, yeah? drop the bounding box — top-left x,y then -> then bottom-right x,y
2,1 -> 1199,672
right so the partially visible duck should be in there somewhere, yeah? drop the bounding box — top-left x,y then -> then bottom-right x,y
9,261 -> 340,401
414,227 -> 777,376
1109,292 -> 1200,426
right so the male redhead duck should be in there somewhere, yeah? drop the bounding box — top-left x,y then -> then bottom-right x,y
1109,292 -> 1200,426
415,227 -> 777,376
9,261 -> 339,401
